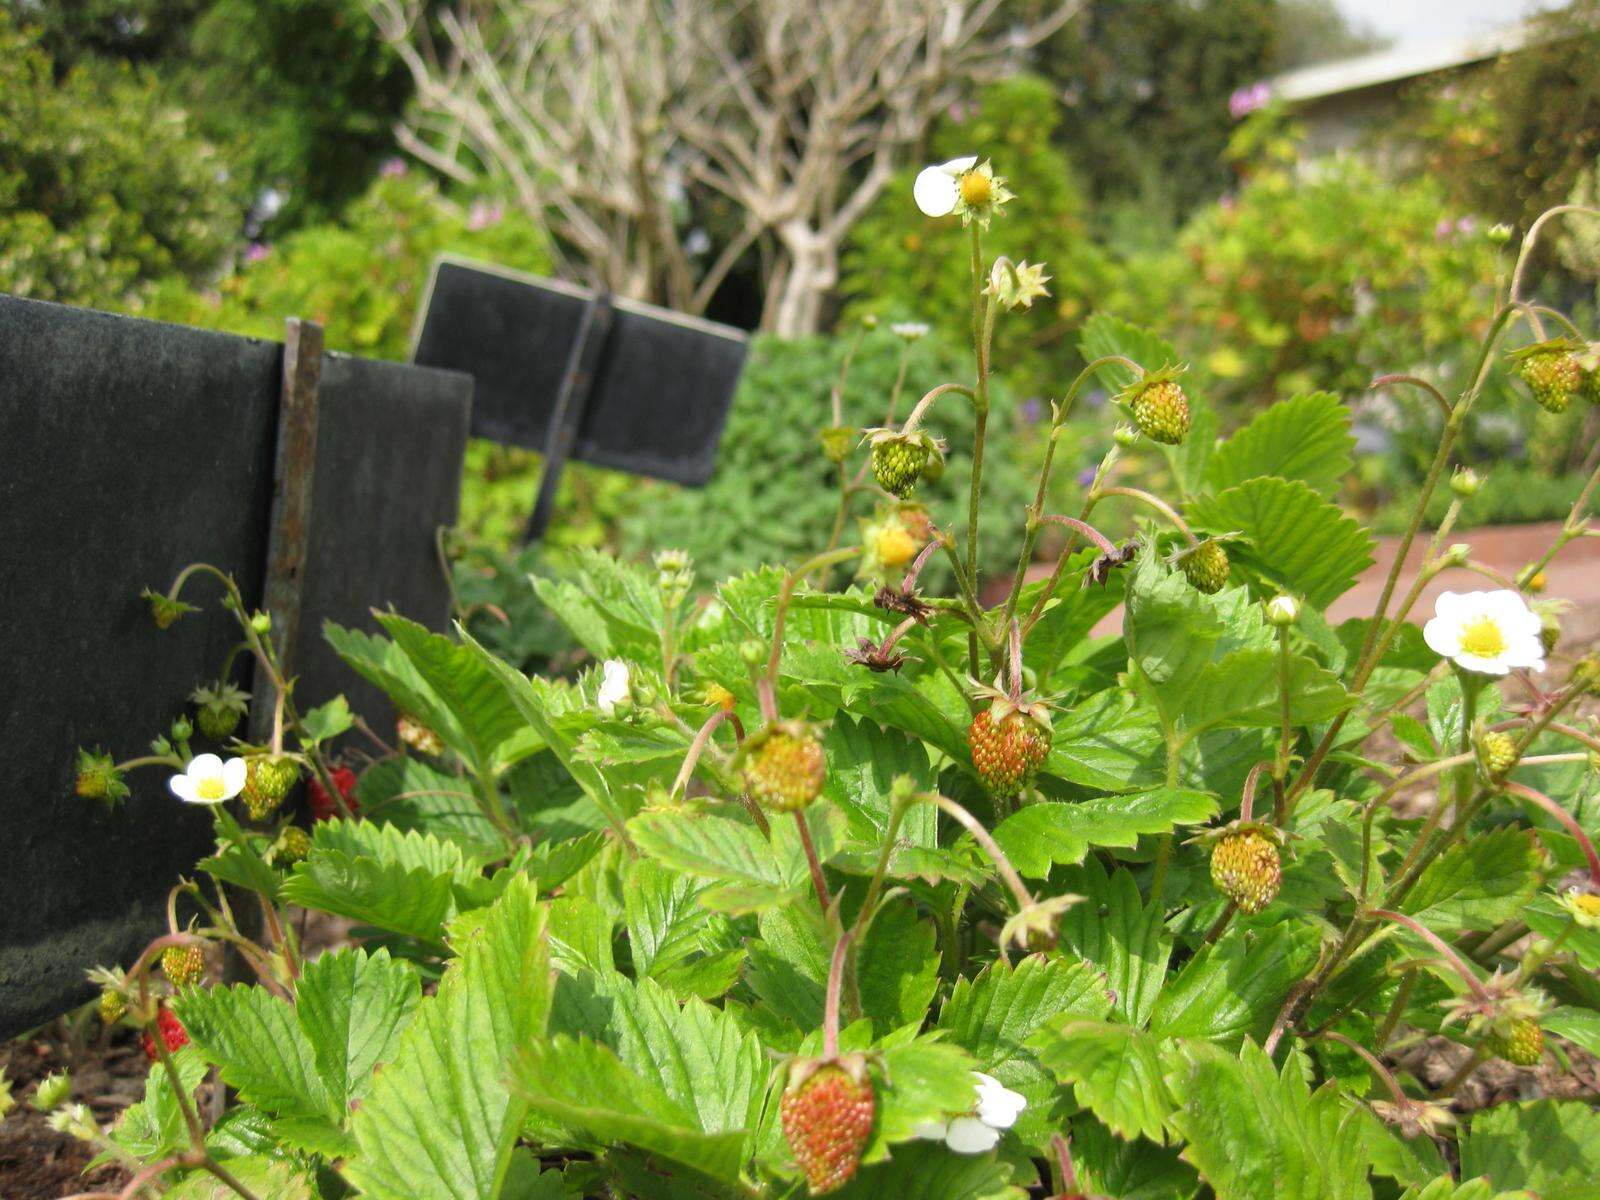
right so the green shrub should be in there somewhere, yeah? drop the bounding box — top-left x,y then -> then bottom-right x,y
1108,125 -> 1504,415
0,11 -> 243,307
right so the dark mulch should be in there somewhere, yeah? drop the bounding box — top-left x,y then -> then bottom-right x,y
2,1027 -> 139,1199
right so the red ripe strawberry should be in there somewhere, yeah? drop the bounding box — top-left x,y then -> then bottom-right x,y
142,1006 -> 189,1061
780,1056 -> 875,1195
308,765 -> 359,821
968,706 -> 1051,799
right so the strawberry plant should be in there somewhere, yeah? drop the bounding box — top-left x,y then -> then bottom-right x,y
60,165 -> 1600,1200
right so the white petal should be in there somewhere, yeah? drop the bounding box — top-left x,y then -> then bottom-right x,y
1501,637 -> 1547,671
1452,652 -> 1511,676
944,1116 -> 1001,1154
596,658 -> 630,714
1432,591 -> 1471,622
1422,616 -> 1461,658
939,156 -> 979,173
221,757 -> 248,798
186,753 -> 224,780
912,1120 -> 949,1141
972,1073 -> 1027,1128
169,775 -> 199,803
914,166 -> 959,217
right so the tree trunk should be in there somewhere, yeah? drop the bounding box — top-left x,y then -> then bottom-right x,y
765,221 -> 837,338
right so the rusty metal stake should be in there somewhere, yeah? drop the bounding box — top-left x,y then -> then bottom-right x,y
248,318 -> 324,744
522,291 -> 614,543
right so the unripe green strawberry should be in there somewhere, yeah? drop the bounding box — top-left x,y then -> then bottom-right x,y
196,706 -> 238,741
1179,541 -> 1230,594
241,754 -> 298,821
1129,379 -> 1191,444
98,989 -> 126,1026
739,722 -> 826,812
191,680 -> 249,742
1210,827 -> 1282,913
871,437 -> 929,497
967,707 -> 1050,798
780,1057 -> 875,1195
819,425 -> 856,465
275,825 -> 312,865
1515,348 -> 1581,413
160,944 -> 204,988
1479,730 -> 1518,778
1485,1017 -> 1543,1066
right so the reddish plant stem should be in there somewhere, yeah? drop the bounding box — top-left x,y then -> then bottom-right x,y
795,811 -> 831,912
822,930 -> 853,1058
1369,908 -> 1491,1002
1503,781 -> 1600,885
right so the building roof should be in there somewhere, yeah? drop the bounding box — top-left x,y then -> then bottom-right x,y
1268,21 -> 1538,104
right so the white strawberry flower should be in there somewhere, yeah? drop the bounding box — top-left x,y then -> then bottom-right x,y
168,754 -> 247,806
912,1071 -> 1027,1154
913,156 -> 978,217
596,659 -> 631,715
1422,589 -> 1546,676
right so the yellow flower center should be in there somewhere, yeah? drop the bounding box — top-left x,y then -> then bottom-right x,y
196,776 -> 226,801
1573,894 -> 1600,917
959,171 -> 992,207
1458,616 -> 1507,660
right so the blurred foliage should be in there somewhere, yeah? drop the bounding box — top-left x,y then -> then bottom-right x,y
4,0 -> 411,233
618,327 -> 1088,587
142,171 -> 545,359
1398,0 -> 1600,234
1373,464 -> 1600,534
1105,110 -> 1505,417
1268,0 -> 1386,71
0,10 -> 245,307
184,0 -> 412,229
841,76 -> 1109,402
1031,0 -> 1277,223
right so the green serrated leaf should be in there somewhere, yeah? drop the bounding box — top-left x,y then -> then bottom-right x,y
293,946 -> 419,1116
174,984 -> 335,1127
1190,477 -> 1375,608
1149,924 -> 1319,1045
345,877 -> 550,1200
1055,859 -> 1171,1026
1205,391 -> 1354,498
1401,826 -> 1543,932
1457,1100 -> 1600,1200
1031,1019 -> 1174,1141
992,790 -> 1219,878
1167,1042 -> 1372,1200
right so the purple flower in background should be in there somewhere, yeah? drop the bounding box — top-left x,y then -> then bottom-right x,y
1019,397 -> 1043,425
467,200 -> 505,231
380,157 -> 408,178
1219,193 -> 1237,214
243,242 -> 270,264
1075,466 -> 1098,488
1434,218 -> 1454,242
1084,388 -> 1108,410
1228,81 -> 1270,120
1456,216 -> 1478,236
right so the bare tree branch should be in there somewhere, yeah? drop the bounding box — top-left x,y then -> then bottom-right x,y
363,0 -> 1080,332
